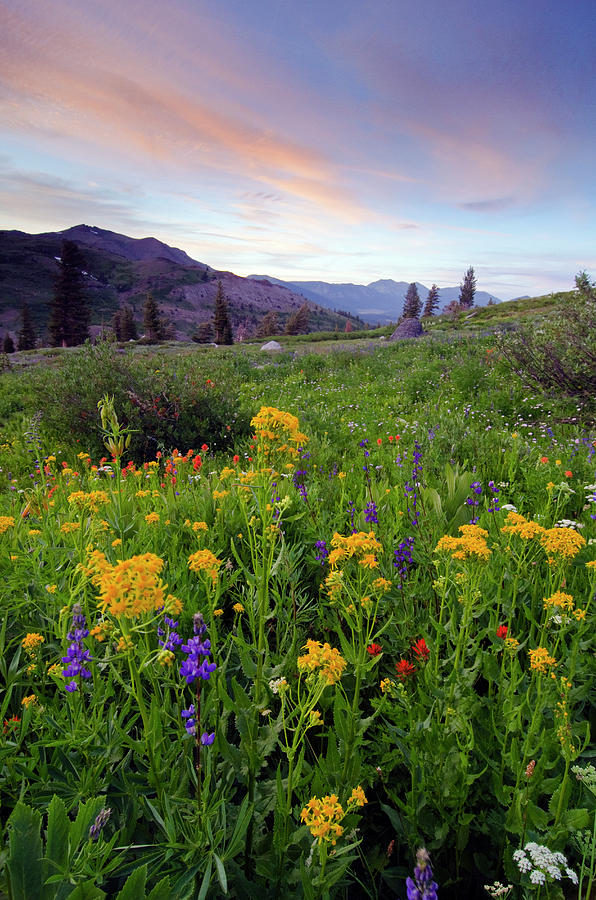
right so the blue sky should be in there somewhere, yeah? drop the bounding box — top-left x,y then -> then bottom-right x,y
1,0 -> 595,299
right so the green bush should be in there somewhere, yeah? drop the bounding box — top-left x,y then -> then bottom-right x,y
28,339 -> 252,460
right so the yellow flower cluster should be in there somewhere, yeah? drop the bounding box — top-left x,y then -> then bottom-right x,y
328,531 -> 383,568
68,490 -> 110,514
0,516 -> 15,534
539,527 -> 586,561
145,512 -> 160,525
21,694 -> 37,708
501,511 -> 545,539
60,522 -> 81,534
188,548 -> 223,583
84,550 -> 172,618
372,576 -> 392,593
22,633 -> 44,655
212,490 -> 229,500
435,524 -> 491,561
528,647 -> 557,674
543,591 -> 574,612
300,794 -> 344,844
297,639 -> 347,685
250,406 -> 308,459
300,786 -> 366,845
219,466 -> 236,480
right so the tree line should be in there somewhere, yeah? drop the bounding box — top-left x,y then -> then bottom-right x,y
401,267 -> 482,319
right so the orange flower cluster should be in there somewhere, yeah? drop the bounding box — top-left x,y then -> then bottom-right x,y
300,786 -> 367,845
539,527 -> 586,561
0,516 -> 15,534
250,406 -> 308,459
501,511 -> 545,540
67,490 -> 110,514
328,531 -> 383,568
188,548 -> 223,583
84,550 -> 177,618
543,591 -> 574,612
435,524 -> 491,561
528,647 -> 557,674
297,639 -> 347,684
22,633 -> 44,655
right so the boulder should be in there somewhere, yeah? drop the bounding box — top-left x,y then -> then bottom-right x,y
261,340 -> 282,351
389,317 -> 424,340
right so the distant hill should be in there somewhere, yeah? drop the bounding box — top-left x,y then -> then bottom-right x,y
0,225 -> 365,341
248,276 -> 502,324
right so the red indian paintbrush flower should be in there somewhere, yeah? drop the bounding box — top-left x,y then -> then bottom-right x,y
412,638 -> 430,661
496,625 -> 508,639
395,659 -> 416,679
367,643 -> 382,656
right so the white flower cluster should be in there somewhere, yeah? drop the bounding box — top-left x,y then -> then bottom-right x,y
513,843 -> 578,886
268,677 -> 287,694
573,763 -> 596,794
484,880 -> 513,897
555,518 -> 584,529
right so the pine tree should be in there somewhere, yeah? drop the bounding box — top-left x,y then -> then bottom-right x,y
122,308 -> 138,341
422,284 -> 440,317
142,294 -> 163,342
213,281 -> 233,344
402,283 -> 422,318
2,333 -> 15,353
286,304 -> 310,335
48,240 -> 89,346
459,266 -> 477,309
17,302 -> 36,350
192,322 -> 214,343
256,311 -> 279,338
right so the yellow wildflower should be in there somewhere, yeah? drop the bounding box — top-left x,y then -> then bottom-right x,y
0,516 -> 15,534
572,608 -> 586,620
528,647 -> 557,674
21,694 -> 37,708
435,524 -> 491,560
372,577 -> 392,593
22,633 -> 45,655
145,512 -> 160,525
543,591 -> 574,612
192,521 -> 208,532
60,522 -> 81,534
47,663 -> 62,677
28,529 -> 41,536
504,637 -> 520,653
89,552 -> 168,618
111,538 -> 122,548
501,511 -> 545,539
348,786 -> 368,808
586,560 -> 596,569
212,490 -> 229,500
539,527 -> 586,560
233,602 -> 245,613
300,794 -> 344,845
297,639 -> 347,685
188,548 -> 222,583
68,490 -> 110,514
46,584 -> 57,594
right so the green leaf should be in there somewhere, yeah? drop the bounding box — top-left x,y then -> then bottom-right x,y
43,795 -> 70,900
7,800 -> 43,900
114,864 -> 147,899
146,877 -> 172,900
213,853 -> 228,894
196,858 -> 213,900
561,807 -> 589,831
66,884 -> 105,899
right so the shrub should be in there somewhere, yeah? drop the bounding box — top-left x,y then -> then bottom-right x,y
29,339 -> 251,459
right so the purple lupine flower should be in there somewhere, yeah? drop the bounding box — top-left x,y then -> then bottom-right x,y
406,848 -> 438,900
487,480 -> 500,513
179,613 -> 216,685
404,441 -> 423,527
61,604 -> 92,692
465,481 -> 483,523
89,807 -> 111,841
315,540 -> 329,564
394,536 -> 414,587
201,731 -> 215,745
181,704 -> 197,735
364,501 -> 378,524
293,470 -> 308,502
347,500 -> 357,534
157,615 -> 183,652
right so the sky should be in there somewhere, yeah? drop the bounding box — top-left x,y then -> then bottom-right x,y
1,0 -> 595,300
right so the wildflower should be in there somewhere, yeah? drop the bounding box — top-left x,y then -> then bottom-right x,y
0,516 -> 15,533
315,539 -> 329,564
412,638 -> 430,661
201,731 -> 215,745
300,794 -> 344,845
395,659 -> 416,679
179,613 -> 216,685
89,808 -> 111,841
3,715 -> 20,734
380,677 -> 393,694
504,636 -> 519,653
329,530 -> 383,567
157,615 -> 183,653
213,608 -> 224,616
90,552 -> 169,618
539,526 -> 585,560
565,470 -> 572,477
21,694 -> 37,708
496,625 -> 508,639
435,524 -> 491,561
540,456 -> 549,464
528,647 -> 556,674
144,512 -> 159,525
60,522 -> 81,534
111,538 -> 122,548
513,843 -> 577,887
61,604 -> 92,692
192,521 -> 208,532
367,643 -> 382,656
372,576 -> 392,592
525,760 -> 536,778
181,704 -> 197,735
67,490 -> 110,514
501,511 -> 545,540
364,501 -> 378,524
406,848 -> 439,900
22,633 -> 44,655
297,639 -> 347,685
348,786 -> 368,807
233,602 -> 245,613
269,677 -> 288,694
543,591 -> 574,612
188,548 -> 222,583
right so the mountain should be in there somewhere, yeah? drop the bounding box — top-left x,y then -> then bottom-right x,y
248,276 -> 502,324
0,226 -> 364,341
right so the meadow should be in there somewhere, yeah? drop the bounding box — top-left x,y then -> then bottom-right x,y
0,331 -> 594,900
